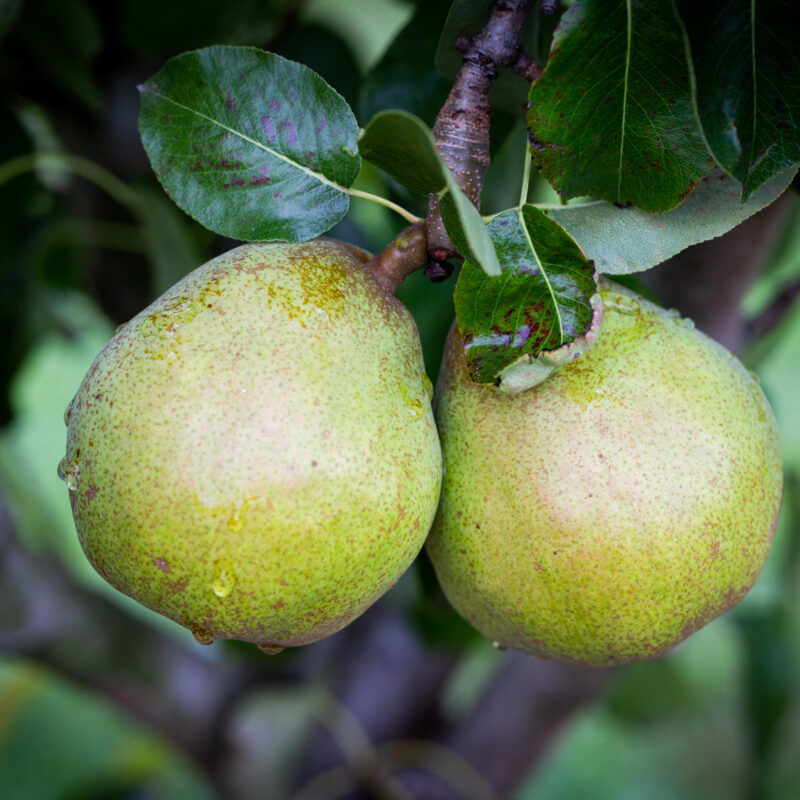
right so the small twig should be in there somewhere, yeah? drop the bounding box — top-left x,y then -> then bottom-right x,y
0,152 -> 146,219
512,50 -> 543,81
426,0 -> 535,267
347,188 -> 422,225
367,223 -> 429,294
293,695 -> 415,800
376,739 -> 500,800
744,274 -> 800,343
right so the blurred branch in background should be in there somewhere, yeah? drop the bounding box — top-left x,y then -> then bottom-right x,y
642,191 -> 794,353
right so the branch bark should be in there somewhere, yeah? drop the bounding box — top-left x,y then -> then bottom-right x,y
744,270 -> 800,343
426,0 -> 537,265
367,223 -> 429,294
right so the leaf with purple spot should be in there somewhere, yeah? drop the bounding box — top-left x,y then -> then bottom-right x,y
455,205 -> 601,391
139,46 -> 361,242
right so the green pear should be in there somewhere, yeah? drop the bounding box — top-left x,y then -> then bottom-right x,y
427,280 -> 783,666
60,239 -> 442,651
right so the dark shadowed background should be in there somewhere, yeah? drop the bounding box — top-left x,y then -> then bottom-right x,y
1,1 -> 800,798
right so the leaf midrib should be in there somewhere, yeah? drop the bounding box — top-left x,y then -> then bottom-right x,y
617,0 -> 633,203
142,87 -> 347,193
518,208 -> 564,345
747,0 -> 757,189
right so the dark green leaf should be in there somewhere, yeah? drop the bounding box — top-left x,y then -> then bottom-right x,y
542,167 -> 796,274
360,0 -> 451,126
678,0 -> 800,200
455,205 -> 600,389
359,111 -> 501,275
139,46 -> 360,243
358,110 -> 447,195
528,0 -> 713,212
440,177 -> 501,276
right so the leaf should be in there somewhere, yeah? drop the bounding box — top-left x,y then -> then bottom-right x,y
360,0 -> 451,126
528,0 -> 713,212
358,110 -> 447,195
138,45 -> 361,243
437,178 -> 498,276
0,661 -> 213,800
677,0 -> 800,200
454,205 -> 601,390
542,166 -> 796,274
359,110 -> 501,275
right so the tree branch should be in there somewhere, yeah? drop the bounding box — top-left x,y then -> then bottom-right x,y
744,272 -> 800,344
426,0 -> 536,266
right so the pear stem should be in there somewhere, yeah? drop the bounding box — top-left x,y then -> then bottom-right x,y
367,223 -> 430,294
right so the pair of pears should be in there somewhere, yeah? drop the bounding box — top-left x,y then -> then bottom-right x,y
62,239 -> 782,665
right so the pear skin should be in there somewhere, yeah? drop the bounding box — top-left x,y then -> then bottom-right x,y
427,281 -> 783,666
62,239 -> 442,648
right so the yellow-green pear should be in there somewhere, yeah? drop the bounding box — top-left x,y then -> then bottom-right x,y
60,239 -> 442,651
427,280 -> 782,666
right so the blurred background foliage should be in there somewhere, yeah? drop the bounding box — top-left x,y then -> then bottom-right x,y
0,1 -> 799,798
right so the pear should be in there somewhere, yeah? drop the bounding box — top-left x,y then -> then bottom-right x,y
60,239 -> 442,650
427,280 -> 782,666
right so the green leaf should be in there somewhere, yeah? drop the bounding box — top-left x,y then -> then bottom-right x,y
138,45 -> 361,243
528,0 -> 713,212
454,205 -> 600,389
440,177 -> 501,276
677,0 -> 800,200
542,166 -> 796,274
358,110 -> 447,195
359,110 -> 501,275
0,660 -> 212,800
360,0 -> 451,126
